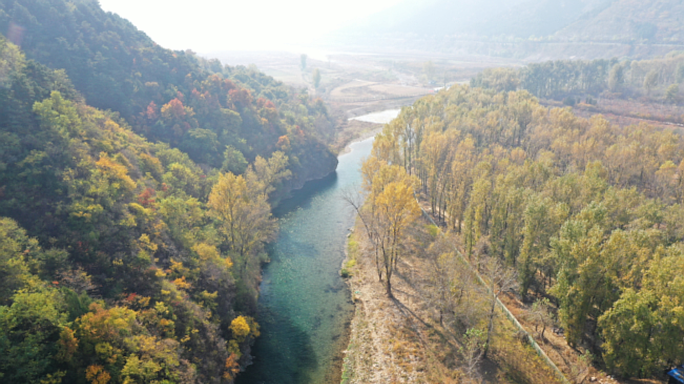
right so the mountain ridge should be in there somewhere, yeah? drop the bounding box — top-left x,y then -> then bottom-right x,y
323,0 -> 684,60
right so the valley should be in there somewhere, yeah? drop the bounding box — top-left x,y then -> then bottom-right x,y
1,0 -> 684,384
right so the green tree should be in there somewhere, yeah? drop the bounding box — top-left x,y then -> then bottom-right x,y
300,54 -> 307,70
222,145 -> 248,175
312,68 -> 321,89
665,83 -> 679,103
643,70 -> 658,95
0,289 -> 69,384
0,218 -> 34,304
598,249 -> 684,377
608,63 -> 624,92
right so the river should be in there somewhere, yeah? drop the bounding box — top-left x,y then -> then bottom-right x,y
237,110 -> 398,384
236,138 -> 372,384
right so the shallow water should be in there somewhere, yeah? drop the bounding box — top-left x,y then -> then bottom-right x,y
349,109 -> 401,124
236,136 -> 375,384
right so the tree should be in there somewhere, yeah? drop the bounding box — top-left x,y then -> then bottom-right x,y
643,70 -> 658,95
312,68 -> 321,89
356,160 -> 421,295
460,328 -> 486,383
0,289 -> 68,384
598,249 -> 684,377
529,298 -> 554,340
247,151 -> 292,199
665,83 -> 679,104
208,172 -> 277,274
481,256 -> 517,358
300,54 -> 307,70
222,145 -> 248,175
423,61 -> 436,84
470,68 -> 520,93
518,195 -> 562,299
342,187 -> 384,281
607,63 -> 624,92
0,218 -> 34,304
373,180 -> 421,295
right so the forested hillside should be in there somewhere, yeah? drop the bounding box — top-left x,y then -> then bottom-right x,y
0,1 -> 339,383
362,85 -> 684,379
0,0 -> 337,194
555,0 -> 684,43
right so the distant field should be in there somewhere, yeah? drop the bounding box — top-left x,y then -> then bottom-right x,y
330,80 -> 433,102
209,48 -> 522,116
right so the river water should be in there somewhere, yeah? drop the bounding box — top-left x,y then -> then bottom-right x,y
236,138 -> 372,384
237,110 -> 398,384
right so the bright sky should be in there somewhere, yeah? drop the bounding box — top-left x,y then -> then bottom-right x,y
98,0 -> 403,53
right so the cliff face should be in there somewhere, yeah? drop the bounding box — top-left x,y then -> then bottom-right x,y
273,141 -> 339,205
292,143 -> 339,188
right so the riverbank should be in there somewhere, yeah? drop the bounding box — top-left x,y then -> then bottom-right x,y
340,221 -> 451,383
331,108 -> 400,155
338,125 -> 383,156
332,119 -> 382,155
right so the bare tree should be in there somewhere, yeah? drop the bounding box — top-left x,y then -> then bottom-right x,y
460,328 -> 486,384
421,235 -> 486,335
481,256 -> 518,358
529,298 -> 555,341
573,351 -> 594,384
341,186 -> 383,281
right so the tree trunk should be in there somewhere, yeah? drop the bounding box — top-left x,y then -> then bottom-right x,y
483,294 -> 498,359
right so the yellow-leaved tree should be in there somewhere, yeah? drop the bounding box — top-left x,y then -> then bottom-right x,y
374,180 -> 421,295
352,160 -> 421,296
208,172 -> 276,276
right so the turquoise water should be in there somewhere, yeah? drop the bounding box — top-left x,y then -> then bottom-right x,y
237,137 -> 375,384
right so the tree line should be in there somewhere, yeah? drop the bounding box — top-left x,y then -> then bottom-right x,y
472,52 -> 684,103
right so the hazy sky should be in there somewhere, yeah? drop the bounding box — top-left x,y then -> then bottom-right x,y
98,0 -> 403,53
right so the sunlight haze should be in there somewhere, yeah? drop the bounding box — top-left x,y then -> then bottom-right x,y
98,0 -> 403,52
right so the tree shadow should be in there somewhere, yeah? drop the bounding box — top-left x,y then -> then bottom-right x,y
273,172 -> 338,217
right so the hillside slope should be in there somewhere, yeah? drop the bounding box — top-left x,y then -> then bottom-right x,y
325,0 -> 684,59
0,0 -> 338,193
345,0 -> 607,39
0,0 -> 340,383
555,0 -> 684,42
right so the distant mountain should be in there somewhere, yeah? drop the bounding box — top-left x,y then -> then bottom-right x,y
325,0 -> 684,59
344,0 -> 607,39
554,0 -> 684,43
